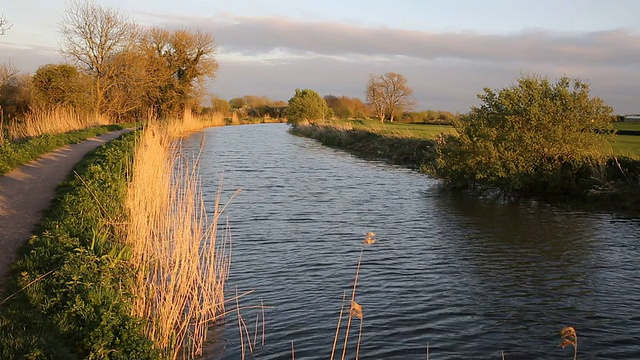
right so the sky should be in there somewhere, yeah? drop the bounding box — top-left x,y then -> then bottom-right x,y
1,0 -> 639,114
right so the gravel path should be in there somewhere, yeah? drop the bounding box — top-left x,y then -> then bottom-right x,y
0,129 -> 132,283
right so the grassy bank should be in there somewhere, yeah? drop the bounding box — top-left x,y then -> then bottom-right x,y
0,131 -> 159,359
291,119 -> 440,168
292,119 -> 640,211
0,124 -> 131,175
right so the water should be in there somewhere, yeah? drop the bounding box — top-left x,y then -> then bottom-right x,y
183,123 -> 640,359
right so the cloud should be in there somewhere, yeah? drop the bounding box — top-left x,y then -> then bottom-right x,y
145,13 -> 638,113
3,11 -> 639,114
172,14 -> 640,66
0,42 -> 63,72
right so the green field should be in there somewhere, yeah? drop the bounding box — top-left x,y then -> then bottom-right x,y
613,122 -> 640,132
333,120 -> 640,158
327,119 -> 455,139
612,122 -> 640,157
612,135 -> 640,158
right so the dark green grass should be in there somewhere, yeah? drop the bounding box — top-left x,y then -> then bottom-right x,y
0,124 -> 134,175
613,122 -> 640,132
0,131 -> 160,360
612,135 -> 640,158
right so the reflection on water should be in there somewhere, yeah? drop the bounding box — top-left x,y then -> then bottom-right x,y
182,124 -> 640,359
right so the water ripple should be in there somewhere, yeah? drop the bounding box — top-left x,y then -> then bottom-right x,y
181,124 -> 640,360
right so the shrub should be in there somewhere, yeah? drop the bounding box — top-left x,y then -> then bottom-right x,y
286,89 -> 333,125
430,75 -> 614,194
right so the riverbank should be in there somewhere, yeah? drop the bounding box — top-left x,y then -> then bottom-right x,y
291,120 -> 640,212
0,131 -> 159,358
290,119 -> 440,169
0,114 -> 238,359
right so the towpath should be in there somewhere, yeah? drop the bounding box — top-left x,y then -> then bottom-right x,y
0,129 -> 132,283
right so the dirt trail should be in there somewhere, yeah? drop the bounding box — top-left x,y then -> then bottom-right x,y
0,129 -> 132,282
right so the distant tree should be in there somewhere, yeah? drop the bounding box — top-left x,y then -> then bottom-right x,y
431,75 -> 614,193
366,72 -> 413,122
324,95 -> 370,119
0,63 -> 19,121
229,97 -> 246,109
0,62 -> 18,89
242,95 -> 269,108
31,64 -> 92,111
0,74 -> 33,119
0,13 -> 11,35
210,96 -> 230,115
400,110 -> 456,124
286,89 -> 333,124
60,0 -> 138,116
366,75 -> 386,122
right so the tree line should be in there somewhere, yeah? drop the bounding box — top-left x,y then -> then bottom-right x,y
286,72 -> 454,124
1,1 -> 218,123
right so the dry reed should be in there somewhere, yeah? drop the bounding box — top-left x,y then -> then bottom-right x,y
230,111 -> 240,125
126,112 -> 233,359
331,232 -> 376,360
170,108 -> 225,137
7,107 -> 110,140
560,326 -> 578,360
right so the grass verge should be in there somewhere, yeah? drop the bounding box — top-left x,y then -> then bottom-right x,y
0,124 -> 133,175
0,131 -> 159,359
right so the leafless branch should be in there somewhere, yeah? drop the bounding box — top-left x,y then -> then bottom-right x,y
0,13 -> 12,35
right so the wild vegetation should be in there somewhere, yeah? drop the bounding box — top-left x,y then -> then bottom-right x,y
0,110 -> 241,358
0,0 -> 218,134
286,88 -> 333,124
430,75 -> 614,194
324,95 -> 371,119
0,131 -> 158,359
125,116 -> 234,359
291,119 -> 441,169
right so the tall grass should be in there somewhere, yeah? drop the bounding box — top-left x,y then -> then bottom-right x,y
6,107 -> 111,141
126,114 -> 233,359
170,108 -> 226,137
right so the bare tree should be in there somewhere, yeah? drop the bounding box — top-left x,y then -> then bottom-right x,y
366,72 -> 413,122
60,0 -> 137,115
0,62 -> 18,88
0,13 -> 11,35
366,74 -> 386,122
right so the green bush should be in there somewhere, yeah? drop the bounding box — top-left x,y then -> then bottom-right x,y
430,75 -> 614,194
286,89 -> 333,124
0,131 -> 160,359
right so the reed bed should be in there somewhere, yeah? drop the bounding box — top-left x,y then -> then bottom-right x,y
170,108 -> 226,137
126,114 -> 233,359
6,107 -> 110,141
